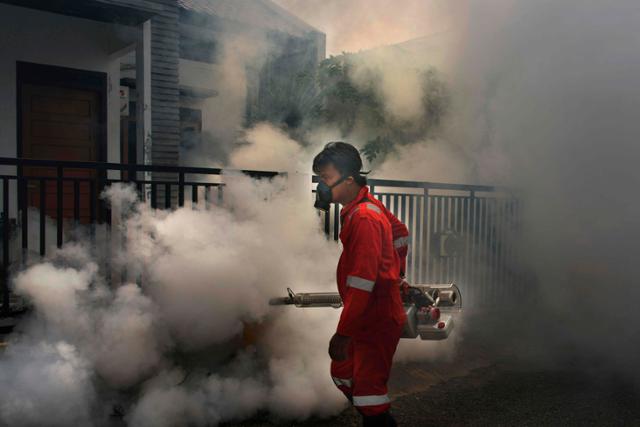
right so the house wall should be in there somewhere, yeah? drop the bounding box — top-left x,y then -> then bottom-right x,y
0,3 -> 140,165
0,3 -> 141,217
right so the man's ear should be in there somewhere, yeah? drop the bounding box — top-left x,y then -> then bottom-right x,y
345,176 -> 355,185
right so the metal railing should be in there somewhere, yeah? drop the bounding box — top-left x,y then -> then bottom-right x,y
0,157 -> 280,315
0,159 -> 528,315
313,176 -> 528,306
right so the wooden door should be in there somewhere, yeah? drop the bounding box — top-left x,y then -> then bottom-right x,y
21,84 -> 100,223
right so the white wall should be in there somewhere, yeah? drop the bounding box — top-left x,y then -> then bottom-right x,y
0,3 -> 139,164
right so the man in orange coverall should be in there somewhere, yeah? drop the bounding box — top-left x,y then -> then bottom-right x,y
312,142 -> 410,427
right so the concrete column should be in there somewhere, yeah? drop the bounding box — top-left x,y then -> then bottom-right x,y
136,20 -> 152,175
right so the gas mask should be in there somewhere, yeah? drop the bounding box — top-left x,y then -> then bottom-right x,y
314,176 -> 347,211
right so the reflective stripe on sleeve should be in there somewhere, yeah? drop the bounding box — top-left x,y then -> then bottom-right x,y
364,203 -> 382,214
394,236 -> 410,248
353,394 -> 391,407
347,275 -> 375,292
346,202 -> 382,223
332,377 -> 353,388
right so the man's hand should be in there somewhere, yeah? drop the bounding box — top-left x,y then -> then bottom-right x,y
328,333 -> 351,361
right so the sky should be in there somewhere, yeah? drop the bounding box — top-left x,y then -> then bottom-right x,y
272,0 -> 460,55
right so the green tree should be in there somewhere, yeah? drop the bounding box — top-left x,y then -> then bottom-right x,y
304,53 -> 450,163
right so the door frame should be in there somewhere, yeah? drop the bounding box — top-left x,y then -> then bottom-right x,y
16,61 -> 108,162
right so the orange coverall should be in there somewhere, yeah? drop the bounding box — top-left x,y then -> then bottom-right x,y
330,186 -> 409,416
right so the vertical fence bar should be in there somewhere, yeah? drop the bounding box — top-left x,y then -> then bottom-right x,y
434,196 -> 441,282
430,196 -> 439,283
476,198 -> 484,304
217,185 -> 224,206
333,203 -> 340,241
417,194 -> 425,283
406,195 -> 414,280
399,194 -> 407,275
484,197 -> 493,304
474,194 -> 482,304
445,196 -> 452,282
40,179 -> 46,256
494,198 -> 501,301
90,179 -> 97,224
56,166 -> 63,248
3,178 -> 10,314
443,196 -> 449,282
481,198 -> 490,304
203,185 -> 209,209
458,197 -> 463,284
324,205 -> 331,238
151,183 -> 157,209
21,177 -> 28,257
96,172 -> 102,225
413,195 -> 420,282
426,190 -> 434,283
471,197 -> 479,304
470,196 -> 480,304
478,197 -> 488,304
423,192 -> 430,283
437,196 -> 444,282
492,199 -> 499,300
74,180 -> 80,223
178,173 -> 185,208
468,195 -> 475,297
192,184 -> 198,208
462,195 -> 470,298
392,194 -> 399,219
440,196 -> 445,283
453,197 -> 460,283
164,183 -> 171,209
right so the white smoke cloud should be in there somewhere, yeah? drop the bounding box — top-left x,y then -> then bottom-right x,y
92,284 -> 166,388
371,139 -> 473,183
272,0 -> 640,380
14,262 -> 96,338
347,47 -> 450,125
2,175 -> 345,426
273,0 -> 460,56
360,0 -> 640,376
230,123 -> 305,172
0,341 -> 95,427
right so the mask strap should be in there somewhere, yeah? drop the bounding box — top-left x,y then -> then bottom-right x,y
329,175 -> 348,189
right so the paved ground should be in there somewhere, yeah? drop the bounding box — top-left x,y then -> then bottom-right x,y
224,311 -> 640,427
4,309 -> 640,426
224,362 -> 640,427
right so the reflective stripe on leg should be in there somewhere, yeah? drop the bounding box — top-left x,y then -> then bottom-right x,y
332,377 -> 353,388
353,394 -> 391,406
347,275 -> 375,292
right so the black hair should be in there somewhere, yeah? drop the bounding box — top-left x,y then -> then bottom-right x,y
312,141 -> 367,186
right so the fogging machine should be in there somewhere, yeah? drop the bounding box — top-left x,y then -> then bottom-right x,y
270,283 -> 461,341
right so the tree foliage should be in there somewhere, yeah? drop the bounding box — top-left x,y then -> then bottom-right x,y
249,47 -> 451,164
306,53 -> 451,163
